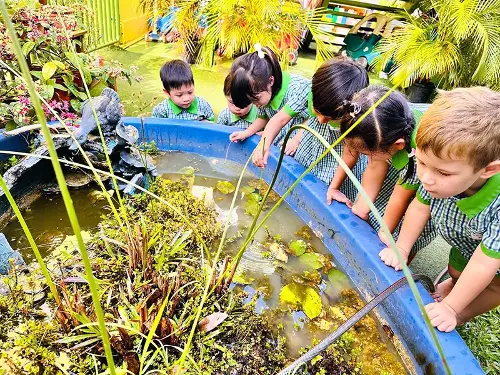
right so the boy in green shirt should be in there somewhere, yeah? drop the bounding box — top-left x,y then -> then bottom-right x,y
379,87 -> 500,332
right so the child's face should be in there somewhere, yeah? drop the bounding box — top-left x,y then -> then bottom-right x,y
251,76 -> 274,108
312,106 -> 338,125
346,137 -> 405,163
226,96 -> 252,117
415,148 -> 484,198
165,84 -> 195,109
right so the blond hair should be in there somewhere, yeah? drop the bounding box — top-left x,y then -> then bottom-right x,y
416,87 -> 500,171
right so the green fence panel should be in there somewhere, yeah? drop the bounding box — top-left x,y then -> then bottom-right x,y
48,0 -> 121,51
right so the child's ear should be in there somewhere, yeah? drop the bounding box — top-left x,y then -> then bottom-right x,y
393,138 -> 406,151
268,76 -> 275,90
480,160 -> 500,179
163,89 -> 170,98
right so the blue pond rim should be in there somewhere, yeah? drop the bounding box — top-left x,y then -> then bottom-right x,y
0,118 -> 483,375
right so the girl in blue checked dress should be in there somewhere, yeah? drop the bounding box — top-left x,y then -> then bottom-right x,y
329,86 -> 436,256
294,57 -> 369,200
227,45 -> 311,164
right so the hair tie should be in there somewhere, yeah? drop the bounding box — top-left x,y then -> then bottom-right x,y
254,43 -> 265,59
349,101 -> 361,118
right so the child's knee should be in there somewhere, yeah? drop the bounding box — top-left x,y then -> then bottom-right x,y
447,263 -> 461,282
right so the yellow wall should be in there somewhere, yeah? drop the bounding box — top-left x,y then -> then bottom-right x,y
119,0 -> 148,44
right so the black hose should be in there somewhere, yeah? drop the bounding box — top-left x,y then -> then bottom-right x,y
277,274 -> 435,375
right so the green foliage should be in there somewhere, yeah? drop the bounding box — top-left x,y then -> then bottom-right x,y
142,0 -> 335,66
289,239 -> 307,256
458,308 -> 500,374
0,156 -> 19,174
376,0 -> 500,89
216,180 -> 235,195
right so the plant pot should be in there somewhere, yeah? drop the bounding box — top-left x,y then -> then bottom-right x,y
406,81 -> 435,103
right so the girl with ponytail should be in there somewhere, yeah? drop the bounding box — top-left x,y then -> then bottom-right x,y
227,44 -> 311,164
329,86 -> 436,257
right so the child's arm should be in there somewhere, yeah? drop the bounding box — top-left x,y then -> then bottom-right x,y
229,118 -> 268,142
253,109 -> 294,167
284,128 -> 304,156
381,185 -> 416,235
425,249 -> 500,332
327,147 -> 359,206
379,198 -> 431,270
350,160 -> 390,220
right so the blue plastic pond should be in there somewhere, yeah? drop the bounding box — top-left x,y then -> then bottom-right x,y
0,118 -> 484,375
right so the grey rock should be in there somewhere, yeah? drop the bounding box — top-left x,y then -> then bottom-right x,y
69,88 -> 121,150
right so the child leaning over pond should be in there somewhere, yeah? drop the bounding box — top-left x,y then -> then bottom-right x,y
227,44 -> 311,160
152,59 -> 215,121
294,57 -> 369,199
217,74 -> 258,129
329,86 -> 436,256
380,87 -> 500,332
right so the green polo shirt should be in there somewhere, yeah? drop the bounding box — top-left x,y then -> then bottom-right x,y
417,173 -> 500,273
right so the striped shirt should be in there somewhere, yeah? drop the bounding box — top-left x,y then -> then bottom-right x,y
217,105 -> 258,129
417,174 -> 500,273
258,72 -> 311,146
152,96 -> 215,121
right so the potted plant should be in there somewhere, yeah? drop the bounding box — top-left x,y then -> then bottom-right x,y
139,0 -> 335,66
375,0 -> 500,102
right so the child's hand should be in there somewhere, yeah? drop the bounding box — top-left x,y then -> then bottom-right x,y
425,300 -> 458,332
326,188 -> 353,207
252,142 -> 270,168
351,203 -> 369,220
284,137 -> 299,156
230,130 -> 248,143
379,246 -> 409,271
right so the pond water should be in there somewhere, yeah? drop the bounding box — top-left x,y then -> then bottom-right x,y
2,150 -> 408,374
3,188 -> 109,262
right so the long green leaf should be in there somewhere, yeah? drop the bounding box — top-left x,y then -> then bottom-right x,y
0,3 -> 117,374
0,175 -> 61,305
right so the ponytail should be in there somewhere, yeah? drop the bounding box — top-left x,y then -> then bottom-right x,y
339,86 -> 417,182
227,46 -> 282,109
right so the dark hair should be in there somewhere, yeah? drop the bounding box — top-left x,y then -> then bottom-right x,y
223,74 -> 231,97
160,59 -> 194,92
312,57 -> 369,119
227,46 -> 282,108
340,85 -> 416,182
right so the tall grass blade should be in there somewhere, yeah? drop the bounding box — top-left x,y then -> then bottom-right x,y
0,175 -> 61,305
0,3 -> 117,374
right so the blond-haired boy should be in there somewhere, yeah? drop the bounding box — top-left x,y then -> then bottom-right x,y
379,87 -> 500,332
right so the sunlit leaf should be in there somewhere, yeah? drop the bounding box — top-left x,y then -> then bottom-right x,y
328,269 -> 350,290
179,166 -> 195,176
216,180 -> 235,194
232,271 -> 255,285
299,253 -> 322,269
289,239 -> 306,256
279,282 -> 322,319
42,61 -> 59,81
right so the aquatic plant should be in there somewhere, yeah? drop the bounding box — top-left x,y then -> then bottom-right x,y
0,3 -> 453,375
